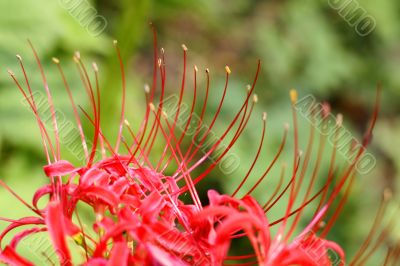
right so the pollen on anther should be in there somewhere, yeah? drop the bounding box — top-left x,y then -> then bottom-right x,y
253,94 -> 259,103
92,62 -> 99,72
194,65 -> 198,72
384,188 -> 393,201
225,66 -> 231,74
262,112 -> 267,121
7,69 -> 15,76
144,84 -> 150,94
182,44 -> 188,51
52,57 -> 60,64
124,119 -> 130,127
16,54 -> 22,61
318,221 -> 327,229
113,40 -> 118,46
290,89 -> 298,103
149,103 -> 156,112
336,114 -> 343,127
74,51 -> 81,60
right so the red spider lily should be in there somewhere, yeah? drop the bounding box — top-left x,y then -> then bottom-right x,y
0,27 -> 396,265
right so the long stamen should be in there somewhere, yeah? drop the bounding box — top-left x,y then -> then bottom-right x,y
177,93 -> 256,189
175,62 -> 261,185
156,50 -> 195,172
246,123 -> 289,196
52,57 -> 89,162
8,69 -> 54,164
232,112 -> 266,197
318,85 -> 382,236
350,189 -> 392,265
177,68 -> 210,170
149,103 -> 202,210
113,40 -> 126,153
286,105 -> 328,240
263,163 -> 286,210
28,40 -> 61,162
124,120 -> 153,168
92,62 -> 106,159
166,64 -> 198,170
314,114 -> 342,216
0,180 -> 40,216
16,55 -> 53,163
73,53 -> 100,166
181,65 -> 230,164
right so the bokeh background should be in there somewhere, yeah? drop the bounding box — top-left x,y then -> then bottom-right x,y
0,0 -> 399,264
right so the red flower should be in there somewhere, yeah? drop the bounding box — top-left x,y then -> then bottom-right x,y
0,28 -> 395,265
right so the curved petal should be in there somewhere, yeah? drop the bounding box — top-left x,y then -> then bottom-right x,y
107,241 -> 129,266
0,217 -> 44,246
43,160 -> 78,177
9,227 -> 47,249
0,246 -> 34,266
45,201 -> 71,266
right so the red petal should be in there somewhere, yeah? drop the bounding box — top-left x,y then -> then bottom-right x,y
45,201 -> 72,265
140,191 -> 165,223
0,217 -> 44,246
83,258 -> 107,266
107,241 -> 129,266
43,160 -> 78,177
32,184 -> 52,210
147,244 -> 188,266
0,246 -> 34,266
80,168 -> 110,187
81,186 -> 119,207
9,227 -> 47,249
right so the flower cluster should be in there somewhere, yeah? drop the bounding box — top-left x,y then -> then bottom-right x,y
0,29 -> 395,265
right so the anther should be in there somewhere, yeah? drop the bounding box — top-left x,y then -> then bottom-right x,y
225,66 -> 231,74
290,89 -> 298,104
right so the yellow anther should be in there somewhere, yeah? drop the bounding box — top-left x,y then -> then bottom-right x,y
290,89 -> 298,103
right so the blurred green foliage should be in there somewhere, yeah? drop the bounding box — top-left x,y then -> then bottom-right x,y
0,0 -> 399,264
